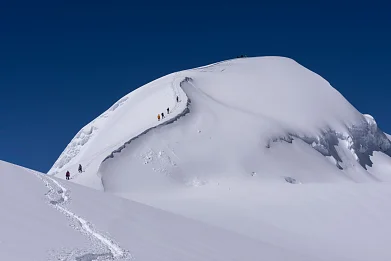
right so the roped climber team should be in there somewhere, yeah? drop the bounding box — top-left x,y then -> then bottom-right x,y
157,95 -> 179,121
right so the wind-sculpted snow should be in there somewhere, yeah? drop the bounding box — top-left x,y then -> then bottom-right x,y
50,126 -> 98,174
103,77 -> 192,163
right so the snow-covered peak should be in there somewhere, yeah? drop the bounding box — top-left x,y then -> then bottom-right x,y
50,56 -> 391,190
187,56 -> 363,136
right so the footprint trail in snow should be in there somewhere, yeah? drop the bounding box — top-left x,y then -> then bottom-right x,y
33,172 -> 131,260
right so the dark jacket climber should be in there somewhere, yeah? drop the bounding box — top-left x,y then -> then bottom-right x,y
66,171 -> 70,180
167,107 -> 170,114
161,112 -> 165,118
176,96 -> 179,102
78,164 -> 83,173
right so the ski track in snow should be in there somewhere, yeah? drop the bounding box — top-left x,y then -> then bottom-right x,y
33,172 -> 130,261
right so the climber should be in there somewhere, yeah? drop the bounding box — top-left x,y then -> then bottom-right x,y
161,112 -> 165,119
78,164 -> 83,173
157,114 -> 161,121
176,96 -> 179,102
66,171 -> 70,180
167,107 -> 170,114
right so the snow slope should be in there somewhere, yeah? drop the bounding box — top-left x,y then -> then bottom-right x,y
48,74 -> 188,189
98,57 -> 391,191
49,57 -> 391,260
51,56 -> 391,187
2,159 -> 318,261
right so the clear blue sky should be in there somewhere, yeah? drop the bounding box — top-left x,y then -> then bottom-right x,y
1,1 -> 390,172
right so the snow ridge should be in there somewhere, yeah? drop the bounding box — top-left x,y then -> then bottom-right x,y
102,77 -> 192,163
49,71 -> 189,189
33,172 -> 130,260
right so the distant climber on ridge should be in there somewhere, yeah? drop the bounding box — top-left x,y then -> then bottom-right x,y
176,96 -> 179,103
161,112 -> 165,119
157,114 -> 161,121
78,164 -> 83,173
66,171 -> 70,180
167,107 -> 170,114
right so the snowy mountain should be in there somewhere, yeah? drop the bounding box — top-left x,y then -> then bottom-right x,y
49,56 -> 391,186
48,56 -> 391,260
2,160 -> 314,261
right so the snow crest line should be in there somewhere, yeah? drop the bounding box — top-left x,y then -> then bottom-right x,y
103,76 -> 192,163
33,172 -> 129,260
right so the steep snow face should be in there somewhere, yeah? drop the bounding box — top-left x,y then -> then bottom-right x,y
3,160 -> 316,261
49,73 -> 188,188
